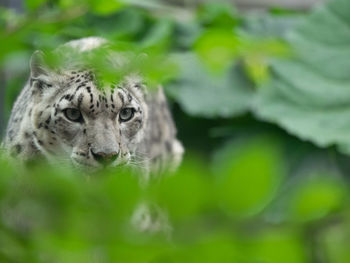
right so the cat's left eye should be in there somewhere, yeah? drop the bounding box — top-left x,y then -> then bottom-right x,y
64,108 -> 83,123
119,108 -> 135,122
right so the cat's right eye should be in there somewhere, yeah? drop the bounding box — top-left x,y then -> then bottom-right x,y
63,108 -> 83,123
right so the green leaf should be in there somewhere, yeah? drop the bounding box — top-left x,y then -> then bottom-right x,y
25,0 -> 47,10
254,0 -> 350,154
194,29 -> 239,72
244,228 -> 307,263
196,2 -> 238,29
139,19 -> 174,51
242,13 -> 301,38
321,223 -> 350,263
213,137 -> 285,218
152,158 -> 210,221
288,176 -> 346,222
88,0 -> 124,15
166,53 -> 253,118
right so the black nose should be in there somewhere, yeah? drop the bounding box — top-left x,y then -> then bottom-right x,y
91,149 -> 118,166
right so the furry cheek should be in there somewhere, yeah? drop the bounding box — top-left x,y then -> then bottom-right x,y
54,116 -> 81,146
121,117 -> 144,140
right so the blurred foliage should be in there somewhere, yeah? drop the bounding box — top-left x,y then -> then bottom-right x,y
255,0 -> 350,155
1,0 -> 350,262
0,136 -> 349,263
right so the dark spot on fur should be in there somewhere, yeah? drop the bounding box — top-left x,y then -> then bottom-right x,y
37,80 -> 44,90
118,92 -> 125,105
77,94 -> 84,108
165,141 -> 172,152
45,116 -> 51,124
15,144 -> 22,154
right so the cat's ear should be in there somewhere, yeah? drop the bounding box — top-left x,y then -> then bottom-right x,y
30,50 -> 49,78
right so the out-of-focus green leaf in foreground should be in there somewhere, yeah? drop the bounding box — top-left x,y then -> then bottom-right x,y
255,0 -> 350,155
58,0 -> 124,15
213,137 -> 285,218
287,175 -> 346,222
0,135 -> 349,262
320,222 -> 350,263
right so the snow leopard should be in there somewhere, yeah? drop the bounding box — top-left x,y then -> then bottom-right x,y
2,37 -> 184,177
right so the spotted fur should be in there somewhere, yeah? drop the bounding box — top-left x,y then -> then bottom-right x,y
2,37 -> 184,176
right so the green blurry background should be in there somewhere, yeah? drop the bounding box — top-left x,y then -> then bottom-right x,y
1,0 -> 350,262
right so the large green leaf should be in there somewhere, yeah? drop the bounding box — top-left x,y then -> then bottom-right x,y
166,53 -> 253,118
255,0 -> 350,154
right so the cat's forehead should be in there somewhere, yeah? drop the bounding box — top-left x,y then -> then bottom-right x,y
49,69 -> 145,111
57,76 -> 139,110
61,69 -> 143,88
65,70 -> 95,83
